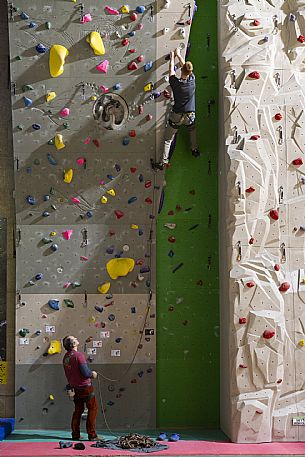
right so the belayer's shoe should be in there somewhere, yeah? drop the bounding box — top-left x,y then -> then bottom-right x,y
150,158 -> 166,171
74,442 -> 86,450
157,432 -> 168,441
191,148 -> 200,158
88,435 -> 102,441
169,433 -> 180,442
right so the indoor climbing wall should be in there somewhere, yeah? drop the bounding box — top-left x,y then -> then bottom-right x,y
8,0 -> 194,429
219,0 -> 305,444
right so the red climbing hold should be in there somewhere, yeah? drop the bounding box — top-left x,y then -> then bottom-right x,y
168,210 -> 174,215
279,282 -> 290,292
249,237 -> 254,245
137,55 -> 144,62
274,264 -> 280,271
277,379 -> 283,384
129,130 -> 136,137
114,210 -> 124,219
248,71 -> 260,79
168,236 -> 176,243
275,113 -> 282,121
298,35 -> 305,43
250,134 -> 260,140
93,139 -> 100,147
145,180 -> 152,188
239,364 -> 248,368
145,197 -> 152,204
252,19 -> 260,26
245,186 -> 255,193
130,12 -> 137,21
130,167 -> 137,173
163,89 -> 171,99
239,317 -> 247,324
129,48 -> 136,53
263,329 -> 275,339
128,62 -> 138,70
269,209 -> 279,220
292,158 -> 303,166
122,38 -> 129,46
246,281 -> 255,288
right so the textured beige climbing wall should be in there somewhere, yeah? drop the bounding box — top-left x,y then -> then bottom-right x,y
219,0 -> 305,444
8,0 -> 194,429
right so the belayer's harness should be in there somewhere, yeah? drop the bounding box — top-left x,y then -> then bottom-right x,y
168,111 -> 195,128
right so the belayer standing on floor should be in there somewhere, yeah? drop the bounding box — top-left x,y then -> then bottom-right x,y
151,47 -> 200,171
63,335 -> 99,441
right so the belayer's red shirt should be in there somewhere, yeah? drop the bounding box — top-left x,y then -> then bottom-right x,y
63,350 -> 92,388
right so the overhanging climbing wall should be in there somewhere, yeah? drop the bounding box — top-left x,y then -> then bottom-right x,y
9,0 -> 194,429
219,0 -> 305,444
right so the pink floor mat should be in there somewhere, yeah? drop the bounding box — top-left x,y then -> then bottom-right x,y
1,440 -> 305,456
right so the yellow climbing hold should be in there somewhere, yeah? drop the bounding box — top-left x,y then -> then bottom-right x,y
46,91 -> 57,102
47,340 -> 62,355
107,189 -> 116,197
299,339 -> 305,347
89,316 -> 96,323
54,133 -> 65,150
144,83 -> 153,92
106,258 -> 135,280
64,169 -> 73,183
101,196 -> 108,204
49,44 -> 69,78
86,31 -> 105,56
98,282 -> 111,294
131,224 -> 139,229
49,394 -> 55,401
121,5 -> 130,13
90,95 -> 97,101
50,231 -> 57,236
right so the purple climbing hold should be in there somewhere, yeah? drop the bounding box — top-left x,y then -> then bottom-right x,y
290,13 -> 297,22
35,273 -> 43,280
29,22 -> 37,28
115,164 -> 121,172
26,195 -> 36,205
138,229 -> 144,236
106,246 -> 115,254
140,266 -> 150,273
86,211 -> 93,218
108,314 -> 115,321
139,174 -> 144,182
48,299 -> 60,310
94,305 -> 104,313
106,293 -> 113,300
147,368 -> 153,373
300,226 -> 305,231
42,211 -> 50,217
152,91 -> 161,99
128,196 -> 137,204
115,251 -> 123,258
107,401 -> 114,406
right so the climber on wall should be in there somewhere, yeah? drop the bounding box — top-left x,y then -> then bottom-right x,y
63,335 -> 99,441
151,47 -> 200,171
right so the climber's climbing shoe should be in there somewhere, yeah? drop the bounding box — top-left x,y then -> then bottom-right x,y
49,44 -> 69,78
191,148 -> 200,158
150,159 -> 165,171
157,432 -> 168,441
169,433 -> 180,442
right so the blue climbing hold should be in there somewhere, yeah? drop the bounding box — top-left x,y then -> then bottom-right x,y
115,250 -> 123,258
128,31 -> 136,37
140,266 -> 150,273
26,195 -> 36,205
144,61 -> 153,72
43,195 -> 50,201
47,154 -> 57,165
35,273 -> 43,280
128,196 -> 137,204
107,174 -> 114,180
152,91 -> 161,99
113,83 -> 121,90
108,314 -> 115,321
106,246 -> 114,254
36,43 -> 48,53
115,337 -> 122,343
32,123 -> 41,130
122,137 -> 129,146
136,5 -> 145,13
50,244 -> 59,252
139,174 -> 144,182
35,330 -> 42,336
48,299 -> 60,311
23,97 -> 33,107
168,250 -> 174,257
20,11 -> 29,20
26,167 -> 32,174
138,229 -> 143,236
86,211 -> 93,218
29,22 -> 37,28
94,306 -> 104,313
42,211 -> 50,217
138,370 -> 144,377
107,401 -> 114,406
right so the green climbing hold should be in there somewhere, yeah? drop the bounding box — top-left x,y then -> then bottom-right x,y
42,237 -> 52,244
33,159 -> 40,165
16,56 -> 22,61
72,282 -> 81,289
22,84 -> 34,92
64,299 -> 75,308
17,124 -> 24,130
48,139 -> 54,145
63,122 -> 69,129
19,328 -> 29,337
45,21 -> 51,29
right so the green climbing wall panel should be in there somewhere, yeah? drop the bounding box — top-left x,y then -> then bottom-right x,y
156,0 -> 219,428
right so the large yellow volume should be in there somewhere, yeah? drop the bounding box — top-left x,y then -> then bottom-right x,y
86,32 -> 105,55
49,45 -> 69,78
48,340 -> 62,355
106,258 -> 135,279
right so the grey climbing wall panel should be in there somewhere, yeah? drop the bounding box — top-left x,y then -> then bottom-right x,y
0,218 -> 7,362
9,0 -> 194,429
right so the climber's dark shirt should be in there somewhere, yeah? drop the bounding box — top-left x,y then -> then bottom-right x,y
169,74 -> 196,113
63,349 -> 92,388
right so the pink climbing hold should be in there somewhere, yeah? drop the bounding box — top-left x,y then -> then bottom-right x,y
122,38 -> 129,46
250,134 -> 260,140
279,282 -> 290,292
130,12 -> 137,21
246,281 -> 255,288
275,113 -> 282,121
80,256 -> 88,261
105,5 -> 120,15
96,60 -> 109,73
269,209 -> 279,220
62,230 -> 73,240
146,114 -> 153,121
263,329 -> 275,339
84,137 -> 91,144
138,23 -> 143,30
128,62 -> 138,70
77,157 -> 86,166
245,186 -> 255,193
248,71 -> 260,79
145,180 -> 152,188
60,107 -> 70,117
99,85 -> 109,93
252,19 -> 260,26
63,282 -> 71,289
70,197 -> 81,204
274,264 -> 280,271
138,105 -> 144,114
137,55 -> 144,62
80,13 -> 92,23
114,210 -> 124,219
292,158 -> 303,166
